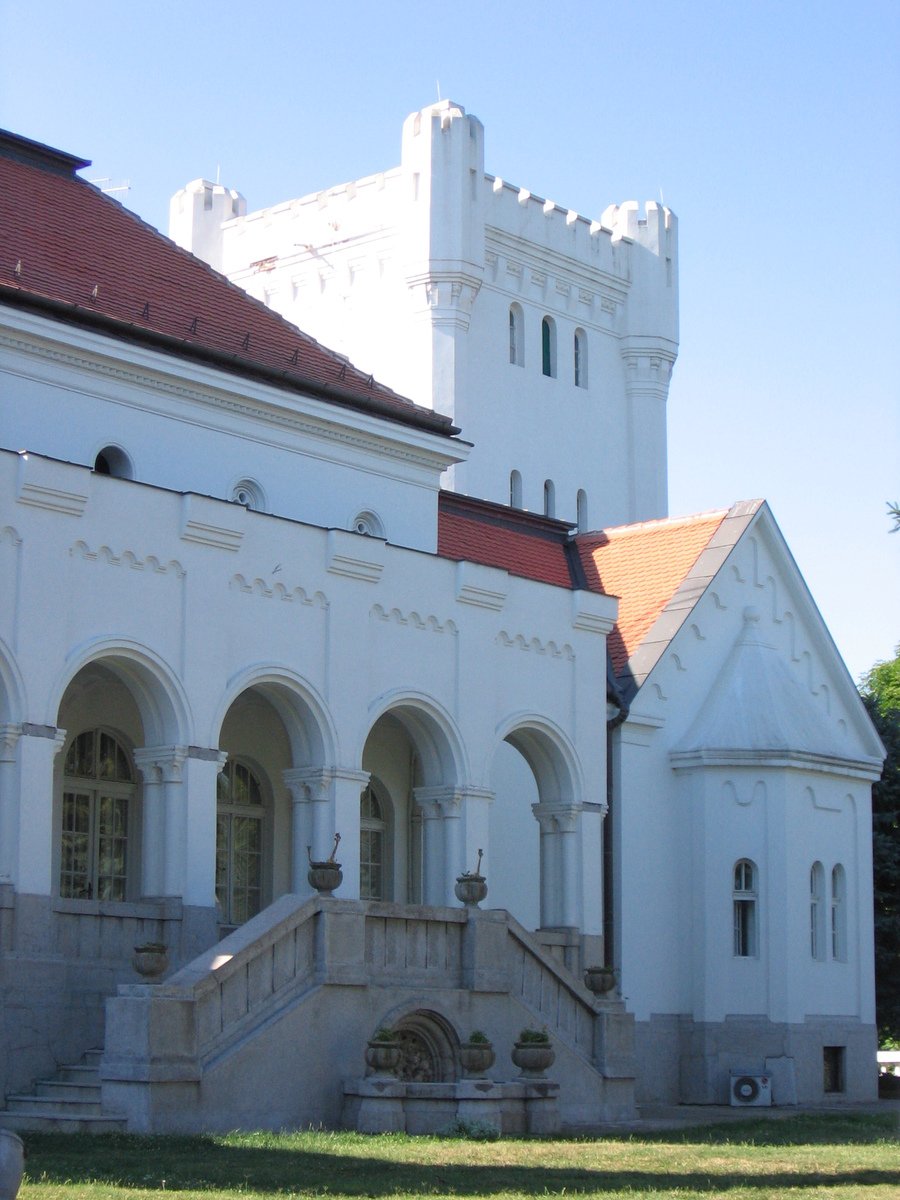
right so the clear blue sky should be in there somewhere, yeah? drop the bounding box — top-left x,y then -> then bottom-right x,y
3,0 -> 898,681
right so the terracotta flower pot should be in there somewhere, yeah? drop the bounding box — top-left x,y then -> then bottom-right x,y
459,1040 -> 495,1078
511,1040 -> 555,1078
308,861 -> 343,895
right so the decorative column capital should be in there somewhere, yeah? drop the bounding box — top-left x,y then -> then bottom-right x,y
284,765 -> 367,804
0,723 -> 22,762
133,745 -> 189,784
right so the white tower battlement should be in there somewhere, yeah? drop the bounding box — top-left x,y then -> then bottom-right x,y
170,102 -> 679,529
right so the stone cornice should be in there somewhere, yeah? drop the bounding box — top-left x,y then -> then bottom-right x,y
0,310 -> 464,478
669,747 -> 884,781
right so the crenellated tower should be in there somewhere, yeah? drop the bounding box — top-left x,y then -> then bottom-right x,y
169,101 -> 679,529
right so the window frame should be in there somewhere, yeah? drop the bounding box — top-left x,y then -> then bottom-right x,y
60,727 -> 137,903
216,757 -> 266,927
541,316 -> 557,378
732,858 -> 758,958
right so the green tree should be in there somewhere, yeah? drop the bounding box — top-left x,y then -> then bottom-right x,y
888,501 -> 900,533
861,645 -> 900,1044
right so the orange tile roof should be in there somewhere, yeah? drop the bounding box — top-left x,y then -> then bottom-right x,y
577,510 -> 730,675
0,130 -> 454,437
438,493 -> 578,589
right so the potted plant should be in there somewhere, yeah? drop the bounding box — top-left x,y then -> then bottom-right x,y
454,848 -> 487,907
583,964 -> 618,995
307,833 -> 343,895
511,1027 -> 555,1077
132,941 -> 168,978
459,1030 -> 495,1078
365,1025 -> 401,1077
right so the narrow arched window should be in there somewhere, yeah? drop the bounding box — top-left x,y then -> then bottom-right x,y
831,864 -> 846,961
577,489 -> 588,532
360,782 -> 391,901
541,316 -> 556,378
509,304 -> 524,366
810,862 -> 825,960
61,729 -> 135,901
543,479 -> 556,518
216,759 -> 265,926
574,328 -> 588,388
733,859 -> 758,957
509,470 -> 523,509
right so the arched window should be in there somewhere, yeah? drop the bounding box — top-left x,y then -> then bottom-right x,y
541,316 -> 556,378
810,861 -> 825,960
576,489 -> 588,532
93,445 -> 134,480
733,859 -> 758,957
360,781 -> 391,900
574,328 -> 588,388
543,479 -> 556,518
509,304 -> 524,366
61,729 -> 135,901
831,864 -> 846,961
509,470 -> 523,509
216,759 -> 265,926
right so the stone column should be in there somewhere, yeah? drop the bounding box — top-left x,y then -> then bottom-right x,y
533,804 -> 559,928
439,790 -> 463,907
331,767 -> 370,902
416,789 -> 444,906
133,749 -> 166,898
458,786 -> 493,885
556,806 -> 582,929
181,749 -> 227,911
0,723 -> 22,884
134,746 -> 187,898
284,768 -> 314,894
16,724 -> 65,895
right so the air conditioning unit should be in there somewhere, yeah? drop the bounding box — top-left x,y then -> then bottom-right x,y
730,1072 -> 772,1106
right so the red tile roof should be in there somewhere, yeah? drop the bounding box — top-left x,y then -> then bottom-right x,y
0,130 -> 454,437
577,510 -> 729,674
438,493 -> 579,589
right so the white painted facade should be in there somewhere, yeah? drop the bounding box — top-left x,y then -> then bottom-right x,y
0,108 -> 884,1131
170,101 -> 678,530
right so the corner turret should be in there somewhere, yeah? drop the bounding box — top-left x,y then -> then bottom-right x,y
169,179 -> 246,271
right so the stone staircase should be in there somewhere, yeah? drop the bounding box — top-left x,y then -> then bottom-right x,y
1,1050 -> 127,1133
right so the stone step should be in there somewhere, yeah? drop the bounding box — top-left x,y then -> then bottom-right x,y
56,1064 -> 101,1084
5,1094 -> 104,1117
0,1111 -> 127,1134
1,1047 -> 126,1134
34,1080 -> 102,1102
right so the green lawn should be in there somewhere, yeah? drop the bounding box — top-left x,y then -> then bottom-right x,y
18,1113 -> 900,1200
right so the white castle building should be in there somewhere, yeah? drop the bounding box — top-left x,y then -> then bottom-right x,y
0,104 -> 883,1136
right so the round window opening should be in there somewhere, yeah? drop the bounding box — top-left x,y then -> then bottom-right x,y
231,479 -> 265,511
352,510 -> 385,538
93,445 -> 134,480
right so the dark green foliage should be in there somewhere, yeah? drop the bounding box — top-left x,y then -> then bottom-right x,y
861,645 -> 900,1044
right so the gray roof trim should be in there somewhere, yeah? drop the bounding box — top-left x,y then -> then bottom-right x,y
621,499 -> 763,701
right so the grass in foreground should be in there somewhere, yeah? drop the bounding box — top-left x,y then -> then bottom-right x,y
18,1113 -> 900,1200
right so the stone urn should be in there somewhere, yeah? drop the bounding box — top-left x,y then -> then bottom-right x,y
454,848 -> 487,907
511,1035 -> 555,1078
307,860 -> 343,895
132,941 -> 169,978
583,965 -> 617,995
307,835 -> 343,895
365,1032 -> 401,1078
0,1129 -> 25,1200
459,1037 -> 495,1078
